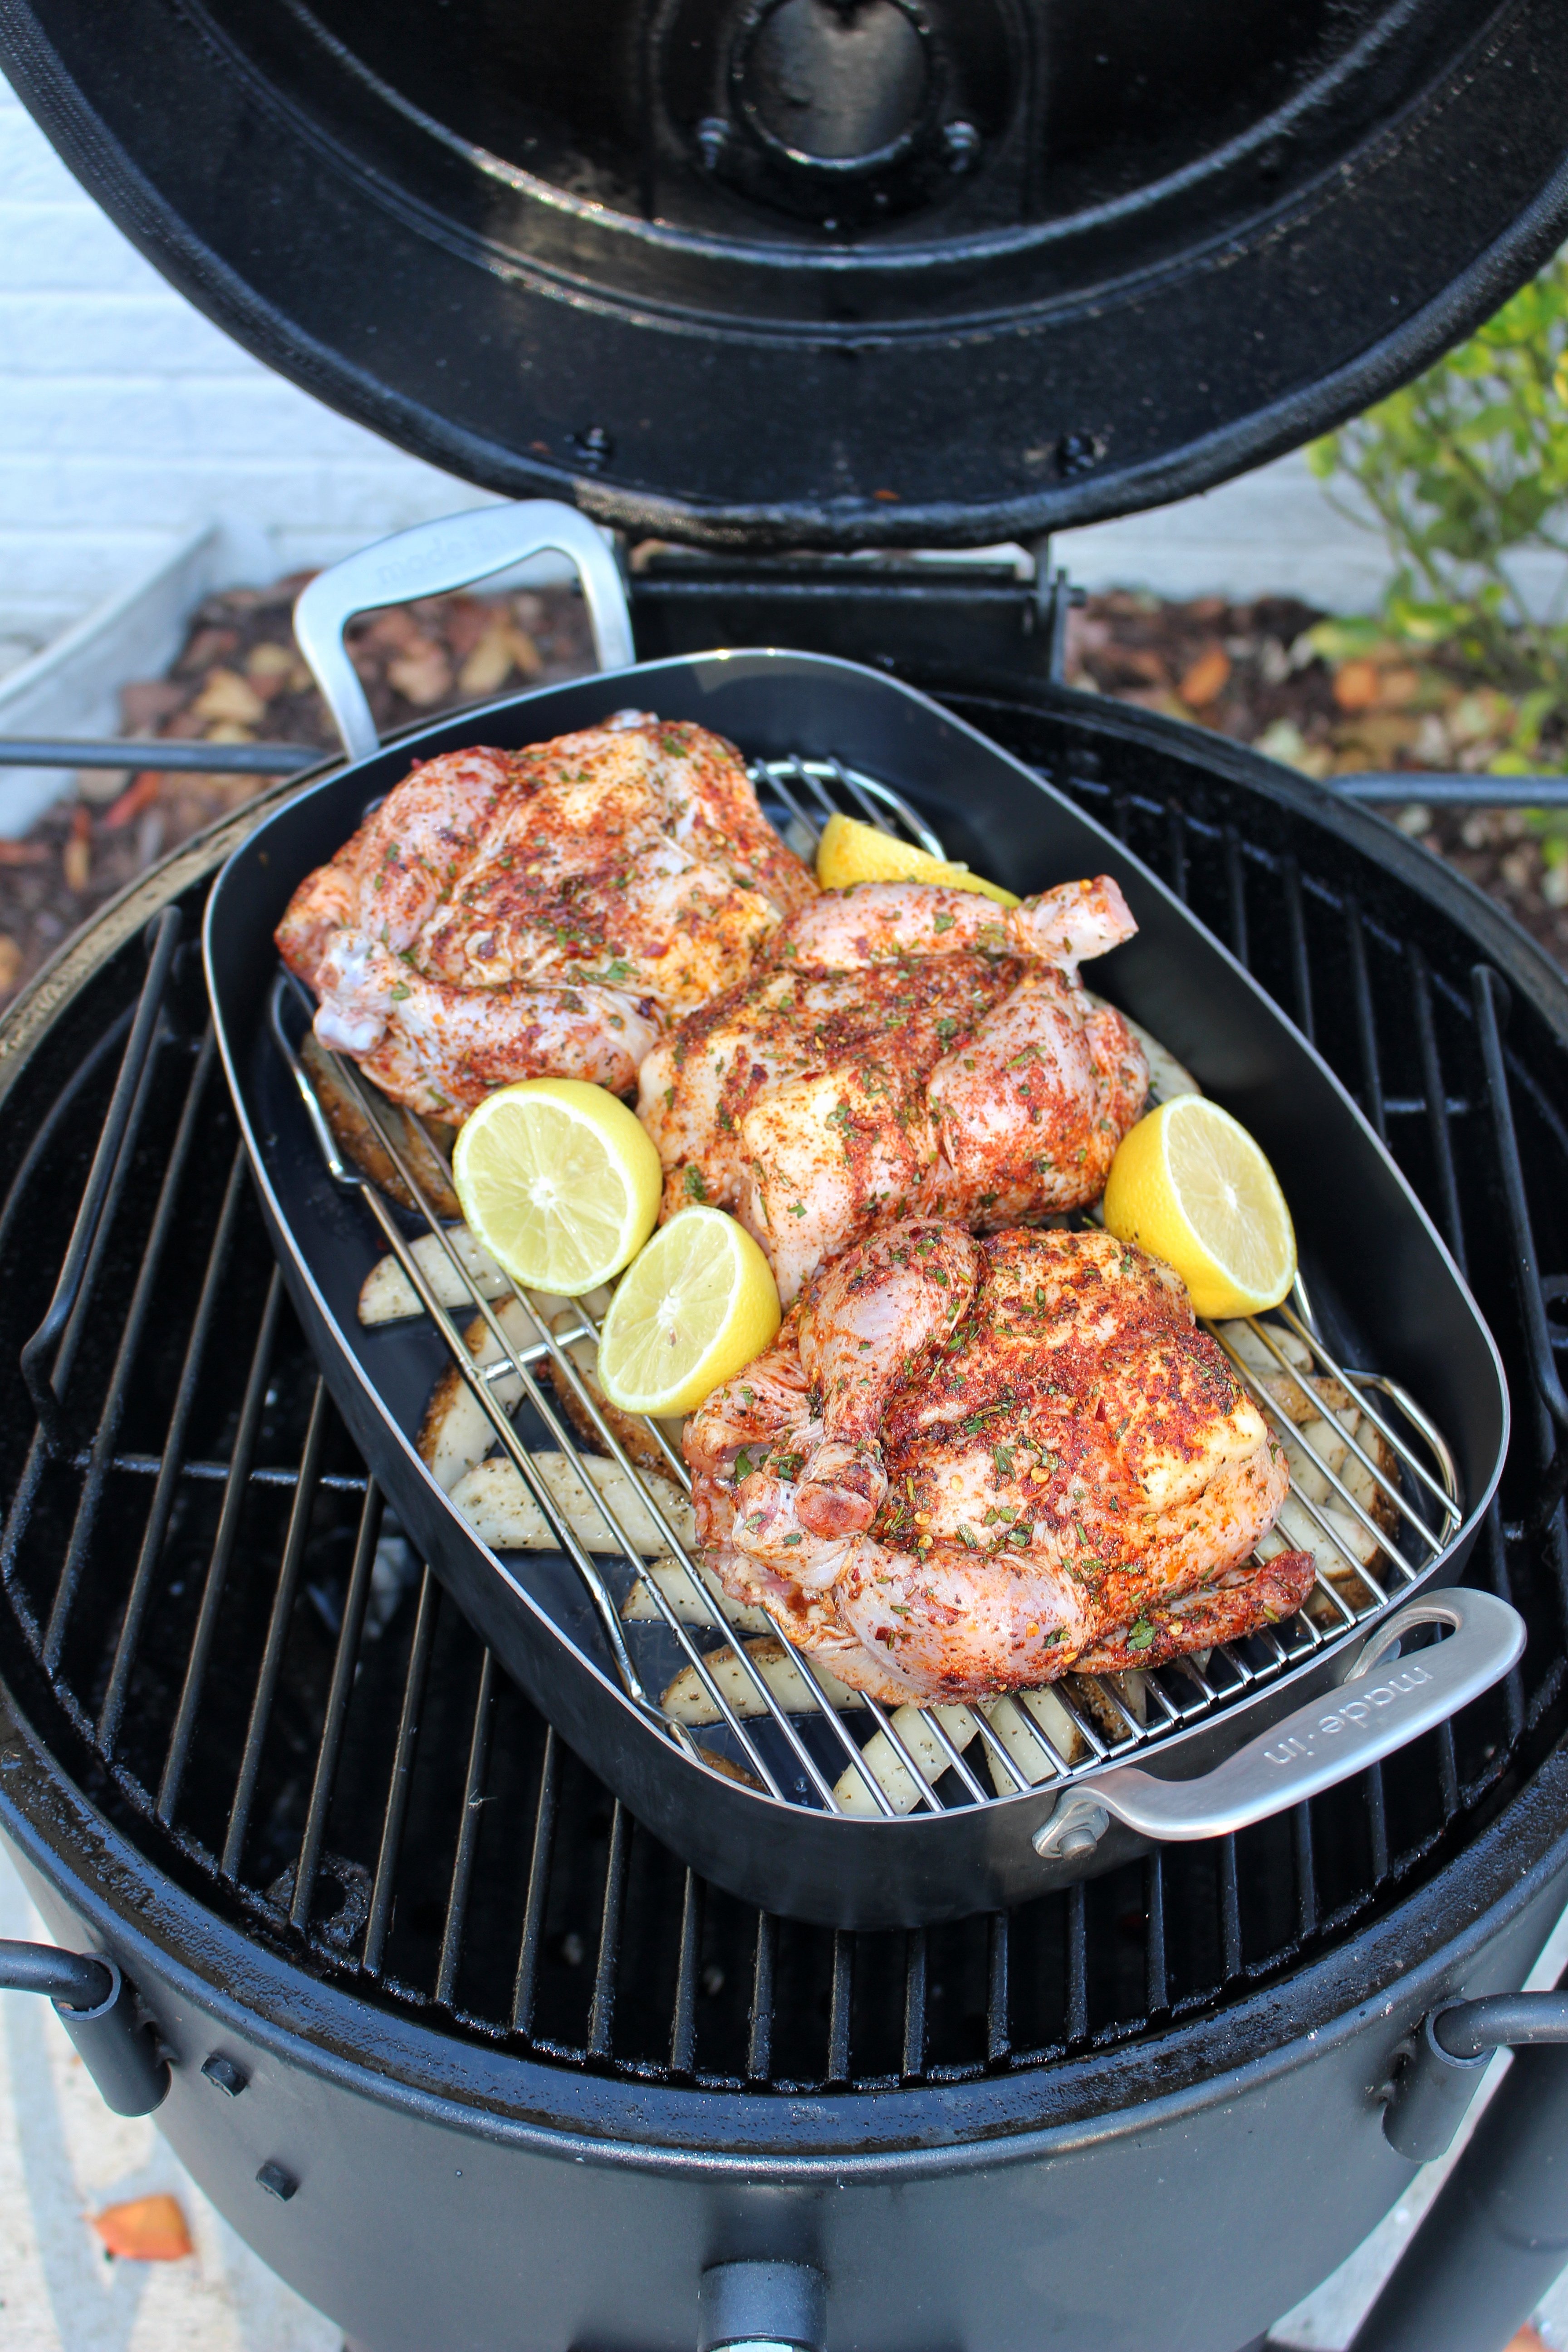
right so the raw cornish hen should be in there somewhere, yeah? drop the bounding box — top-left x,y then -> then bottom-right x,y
685,1220 -> 1312,1704
275,714 -> 815,1119
639,875 -> 1148,1300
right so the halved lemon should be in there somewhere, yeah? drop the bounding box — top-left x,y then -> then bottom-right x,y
816,811 -> 1019,907
598,1208 -> 781,1416
451,1079 -> 662,1297
1102,1096 -> 1297,1318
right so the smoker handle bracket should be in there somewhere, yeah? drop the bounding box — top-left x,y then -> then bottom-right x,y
1033,1588 -> 1522,1860
1381,1989 -> 1568,2161
0,1939 -> 170,2116
293,501 -> 636,762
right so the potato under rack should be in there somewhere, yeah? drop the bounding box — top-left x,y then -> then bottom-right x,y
272,755 -> 1462,1825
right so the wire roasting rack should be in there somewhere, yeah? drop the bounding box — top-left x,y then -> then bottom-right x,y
270,757 -> 1465,1823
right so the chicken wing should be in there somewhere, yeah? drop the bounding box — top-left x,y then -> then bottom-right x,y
686,1220 -> 1309,1704
639,875 -> 1148,1300
276,713 -> 815,1118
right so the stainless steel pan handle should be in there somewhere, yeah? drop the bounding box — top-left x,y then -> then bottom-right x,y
293,500 -> 636,761
1034,1588 -> 1524,1858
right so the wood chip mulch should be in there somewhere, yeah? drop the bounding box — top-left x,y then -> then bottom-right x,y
0,576 -> 1563,1014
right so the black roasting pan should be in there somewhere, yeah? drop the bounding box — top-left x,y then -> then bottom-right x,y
205,627 -> 1515,1929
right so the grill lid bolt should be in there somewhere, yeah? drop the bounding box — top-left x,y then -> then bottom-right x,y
1033,1793 -> 1111,1862
201,2051 -> 249,2097
942,119 -> 980,172
696,117 -> 731,172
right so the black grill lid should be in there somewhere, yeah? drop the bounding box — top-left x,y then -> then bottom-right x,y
3,0 -> 1567,547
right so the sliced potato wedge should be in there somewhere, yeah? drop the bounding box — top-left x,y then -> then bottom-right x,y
661,1635 -> 867,1726
359,1225 -> 513,1324
623,1557 -> 772,1636
834,1702 -> 980,1816
418,1296 -> 536,1491
449,1451 -> 694,1556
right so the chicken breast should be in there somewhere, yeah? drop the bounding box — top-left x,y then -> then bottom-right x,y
276,713 -> 815,1119
639,875 -> 1148,1300
685,1220 -> 1309,1704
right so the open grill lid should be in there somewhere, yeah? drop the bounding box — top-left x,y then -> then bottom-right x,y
3,0 -> 1567,550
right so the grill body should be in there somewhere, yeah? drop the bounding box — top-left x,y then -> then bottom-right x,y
2,675 -> 1568,2349
6,1709 -> 1568,2352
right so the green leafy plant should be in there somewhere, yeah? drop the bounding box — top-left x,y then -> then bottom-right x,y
1308,247 -> 1568,776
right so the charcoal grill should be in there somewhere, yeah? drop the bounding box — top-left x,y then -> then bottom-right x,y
6,4 -> 1568,2348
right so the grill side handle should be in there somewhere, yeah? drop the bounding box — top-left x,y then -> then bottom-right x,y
292,500 -> 636,762
1033,1588 -> 1523,1860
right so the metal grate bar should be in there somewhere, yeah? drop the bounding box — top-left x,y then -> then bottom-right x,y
670,1870 -> 701,2076
747,1913 -> 776,2081
588,1803 -> 630,2059
157,1268 -> 284,1823
1166,801 -> 1189,902
902,1930 -> 927,2079
1281,858 -> 1315,1044
364,1565 -> 440,1975
221,1378 -> 330,1878
1294,1800 -> 1318,1937
44,1028 -> 219,1669
987,1915 -> 1010,2064
289,1477 -> 382,1932
1345,898 -> 1387,1141
1218,1837 -> 1242,1978
1065,1884 -> 1088,2041
511,1728 -> 559,2035
827,1931 -> 853,2081
436,1649 -> 495,2004
98,1147 -> 249,1754
21,907 -> 182,1458
1408,945 -> 1467,1273
1145,1853 -> 1167,2010
1224,826 -> 1249,968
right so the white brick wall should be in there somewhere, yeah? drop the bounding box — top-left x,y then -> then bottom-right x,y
0,64 -> 1406,649
0,69 -> 490,642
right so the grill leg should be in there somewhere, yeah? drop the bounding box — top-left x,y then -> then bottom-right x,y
1345,2040 -> 1568,2352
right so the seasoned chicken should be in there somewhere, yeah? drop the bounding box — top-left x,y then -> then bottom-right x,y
685,1220 -> 1310,1704
275,714 -> 815,1119
639,875 -> 1148,1301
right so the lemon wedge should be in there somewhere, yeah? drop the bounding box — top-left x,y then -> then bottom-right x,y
816,811 -> 1019,906
451,1079 -> 662,1297
598,1208 -> 781,1416
1102,1097 -> 1297,1318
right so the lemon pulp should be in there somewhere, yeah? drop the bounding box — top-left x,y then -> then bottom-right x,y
816,812 -> 1019,906
598,1207 -> 781,1416
451,1078 -> 662,1296
1101,1096 -> 1296,1318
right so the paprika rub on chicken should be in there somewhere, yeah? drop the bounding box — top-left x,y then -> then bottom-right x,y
639,874 -> 1148,1302
685,1220 -> 1313,1705
275,713 -> 816,1119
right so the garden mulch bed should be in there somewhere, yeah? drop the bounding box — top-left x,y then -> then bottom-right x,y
0,577 -> 1561,1011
